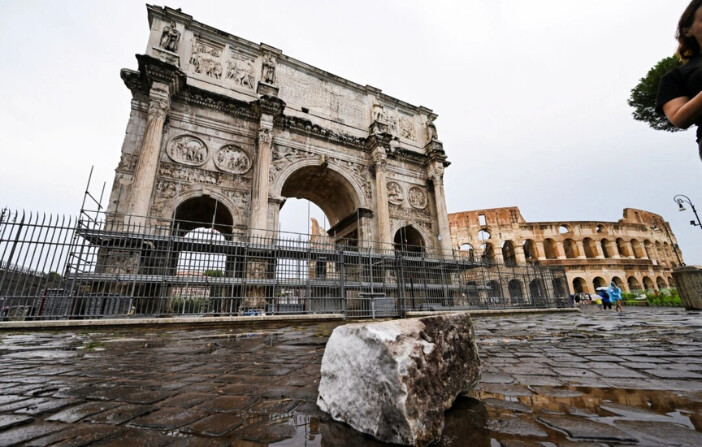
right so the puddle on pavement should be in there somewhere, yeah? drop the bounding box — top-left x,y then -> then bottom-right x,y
253,386 -> 702,446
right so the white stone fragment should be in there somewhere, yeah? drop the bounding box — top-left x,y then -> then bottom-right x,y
317,313 -> 481,446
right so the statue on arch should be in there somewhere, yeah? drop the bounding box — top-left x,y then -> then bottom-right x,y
160,21 -> 181,52
372,97 -> 385,122
426,116 -> 438,141
262,53 -> 276,84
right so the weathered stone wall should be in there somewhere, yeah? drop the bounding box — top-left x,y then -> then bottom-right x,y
449,207 -> 682,294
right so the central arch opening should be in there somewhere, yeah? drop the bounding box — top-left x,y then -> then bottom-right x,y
279,166 -> 363,246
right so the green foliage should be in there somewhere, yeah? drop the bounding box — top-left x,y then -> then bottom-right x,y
622,288 -> 682,307
644,288 -> 683,307
203,270 -> 224,277
628,56 -> 683,132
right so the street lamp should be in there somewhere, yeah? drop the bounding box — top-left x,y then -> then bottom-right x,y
674,194 -> 702,230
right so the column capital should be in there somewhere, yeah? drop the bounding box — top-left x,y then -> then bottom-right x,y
427,162 -> 444,184
258,128 -> 273,145
147,97 -> 170,120
372,147 -> 388,171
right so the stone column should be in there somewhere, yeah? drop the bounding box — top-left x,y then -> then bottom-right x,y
372,148 -> 392,250
248,96 -> 284,238
514,244 -> 527,264
595,242 -> 605,258
244,97 -> 284,312
249,121 -> 273,238
428,162 -> 453,255
127,82 -> 171,225
609,240 -> 621,259
576,240 -> 586,259
534,241 -> 546,260
625,240 -> 635,259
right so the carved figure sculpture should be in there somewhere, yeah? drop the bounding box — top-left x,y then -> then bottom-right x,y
387,181 -> 404,204
426,117 -> 438,141
372,98 -> 384,122
159,22 -> 180,52
262,53 -> 276,84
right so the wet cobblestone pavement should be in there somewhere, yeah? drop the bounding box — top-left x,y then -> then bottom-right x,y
0,307 -> 701,446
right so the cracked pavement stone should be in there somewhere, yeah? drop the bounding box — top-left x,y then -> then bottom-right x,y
538,415 -> 638,443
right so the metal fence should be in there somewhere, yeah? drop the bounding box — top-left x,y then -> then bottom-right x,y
0,208 -> 571,321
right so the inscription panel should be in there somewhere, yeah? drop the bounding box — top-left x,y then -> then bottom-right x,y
276,63 -> 366,127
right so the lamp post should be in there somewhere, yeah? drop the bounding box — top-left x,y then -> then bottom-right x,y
674,194 -> 702,230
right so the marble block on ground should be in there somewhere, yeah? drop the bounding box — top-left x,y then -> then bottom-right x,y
317,313 -> 481,446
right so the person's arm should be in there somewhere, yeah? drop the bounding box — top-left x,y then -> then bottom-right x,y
662,90 -> 702,129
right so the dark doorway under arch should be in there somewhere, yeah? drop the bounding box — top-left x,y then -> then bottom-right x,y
173,196 -> 234,236
394,226 -> 425,253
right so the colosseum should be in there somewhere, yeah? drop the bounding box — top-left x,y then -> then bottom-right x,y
448,207 -> 684,295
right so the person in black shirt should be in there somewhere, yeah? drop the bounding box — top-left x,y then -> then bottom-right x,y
656,0 -> 702,162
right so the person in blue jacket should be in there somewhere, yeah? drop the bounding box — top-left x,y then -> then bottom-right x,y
599,289 -> 612,311
608,282 -> 623,312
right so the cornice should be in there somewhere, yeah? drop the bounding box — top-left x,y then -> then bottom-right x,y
277,115 -> 367,150
176,87 -> 259,122
137,54 -> 186,93
253,95 -> 286,118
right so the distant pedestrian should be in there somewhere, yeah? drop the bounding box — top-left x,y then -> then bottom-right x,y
609,282 -> 623,312
599,289 -> 612,311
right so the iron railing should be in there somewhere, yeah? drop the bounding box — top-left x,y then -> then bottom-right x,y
0,208 -> 571,321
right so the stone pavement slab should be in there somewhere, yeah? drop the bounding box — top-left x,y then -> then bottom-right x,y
0,307 -> 700,445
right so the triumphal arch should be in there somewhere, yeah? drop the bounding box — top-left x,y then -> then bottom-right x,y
107,5 -> 452,254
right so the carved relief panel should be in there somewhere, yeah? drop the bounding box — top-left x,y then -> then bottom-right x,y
269,145 -> 316,183
378,106 -> 418,142
226,49 -> 256,90
408,186 -> 427,209
167,135 -> 208,166
387,181 -> 404,205
398,114 -> 417,141
189,38 -> 224,80
214,145 -> 252,175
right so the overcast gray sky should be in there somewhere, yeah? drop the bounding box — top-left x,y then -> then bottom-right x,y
0,0 -> 700,264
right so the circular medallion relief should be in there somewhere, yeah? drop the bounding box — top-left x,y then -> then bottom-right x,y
408,186 -> 427,209
387,181 -> 404,205
167,135 -> 208,166
214,145 -> 252,174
